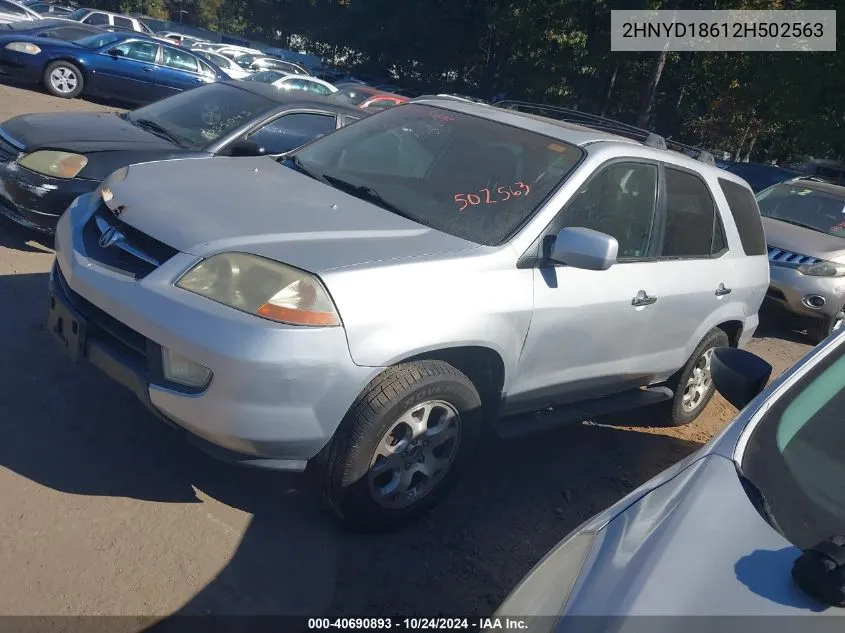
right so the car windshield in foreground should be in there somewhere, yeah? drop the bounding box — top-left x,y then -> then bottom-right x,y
74,32 -> 124,49
124,82 -> 279,149
741,339 -> 845,549
756,183 -> 845,238
289,103 -> 584,245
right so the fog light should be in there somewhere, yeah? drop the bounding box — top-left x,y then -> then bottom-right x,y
162,348 -> 212,388
803,295 -> 826,309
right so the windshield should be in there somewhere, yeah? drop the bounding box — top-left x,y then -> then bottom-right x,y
335,87 -> 378,106
234,53 -> 258,69
742,341 -> 845,548
726,164 -> 799,193
290,103 -> 584,245
74,32 -> 123,49
756,183 -> 845,238
125,82 -> 279,148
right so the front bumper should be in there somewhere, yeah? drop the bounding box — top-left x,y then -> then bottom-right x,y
0,50 -> 43,82
766,264 -> 845,321
0,160 -> 99,234
49,195 -> 379,470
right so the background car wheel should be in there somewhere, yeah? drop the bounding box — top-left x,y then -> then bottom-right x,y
43,61 -> 84,99
664,328 -> 730,426
807,307 -> 844,345
314,360 -> 483,532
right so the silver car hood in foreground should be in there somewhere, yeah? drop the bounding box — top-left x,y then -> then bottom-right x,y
103,157 -> 479,272
763,217 -> 845,260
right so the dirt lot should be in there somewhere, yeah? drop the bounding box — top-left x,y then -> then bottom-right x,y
0,82 -> 814,619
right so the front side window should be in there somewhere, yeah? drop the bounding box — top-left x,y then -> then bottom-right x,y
161,46 -> 199,72
306,80 -> 332,96
83,12 -> 109,25
111,40 -> 158,63
756,183 -> 845,239
290,103 -> 584,245
742,343 -> 845,548
125,82 -> 280,148
555,162 -> 658,260
113,16 -> 133,30
661,167 -> 719,258
248,113 -> 336,155
77,32 -> 124,49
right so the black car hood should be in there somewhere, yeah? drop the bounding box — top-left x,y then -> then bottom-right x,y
0,112 -> 177,153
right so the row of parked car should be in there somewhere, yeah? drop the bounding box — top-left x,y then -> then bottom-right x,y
2,8 -> 845,617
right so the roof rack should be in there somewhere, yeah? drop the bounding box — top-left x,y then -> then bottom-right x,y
492,100 -> 716,166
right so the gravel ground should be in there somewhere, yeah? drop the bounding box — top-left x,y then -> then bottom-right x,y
0,82 -> 815,620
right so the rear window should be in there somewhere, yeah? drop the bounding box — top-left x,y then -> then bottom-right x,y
718,178 -> 768,255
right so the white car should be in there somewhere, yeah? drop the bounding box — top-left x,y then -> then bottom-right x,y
244,70 -> 337,96
195,49 -> 251,80
0,0 -> 40,23
205,44 -> 263,59
64,7 -> 154,34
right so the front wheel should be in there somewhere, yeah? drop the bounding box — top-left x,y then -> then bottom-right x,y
807,306 -> 845,345
664,328 -> 730,426
43,61 -> 84,99
314,360 -> 483,531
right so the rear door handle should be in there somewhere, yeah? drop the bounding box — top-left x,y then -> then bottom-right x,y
715,284 -> 732,297
632,290 -> 658,307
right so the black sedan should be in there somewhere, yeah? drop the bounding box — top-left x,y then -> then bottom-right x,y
0,80 -> 366,233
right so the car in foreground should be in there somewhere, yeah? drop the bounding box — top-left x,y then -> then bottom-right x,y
0,30 -> 226,101
194,48 -> 250,80
64,7 -> 152,34
0,0 -> 41,23
0,80 -> 364,233
757,178 -> 845,343
495,327 -> 845,624
244,69 -> 337,95
720,161 -> 804,193
47,99 -> 768,530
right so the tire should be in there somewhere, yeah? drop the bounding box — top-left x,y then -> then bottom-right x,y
43,61 -> 84,99
663,328 -> 730,426
314,360 -> 484,532
807,306 -> 845,345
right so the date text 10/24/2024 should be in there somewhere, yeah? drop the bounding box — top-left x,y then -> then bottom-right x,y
307,617 -> 530,630
455,182 -> 531,212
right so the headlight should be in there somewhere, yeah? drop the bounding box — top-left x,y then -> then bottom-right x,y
492,531 -> 595,632
797,260 -> 845,277
17,151 -> 88,179
5,42 -> 41,55
176,252 -> 341,327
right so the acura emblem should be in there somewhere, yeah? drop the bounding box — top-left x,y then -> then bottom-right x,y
98,226 -> 124,249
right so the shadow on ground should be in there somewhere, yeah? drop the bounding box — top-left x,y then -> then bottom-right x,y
0,217 -> 54,254
0,269 -> 807,619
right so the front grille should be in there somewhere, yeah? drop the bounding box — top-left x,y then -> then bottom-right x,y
767,246 -> 821,267
55,263 -> 149,358
82,203 -> 179,279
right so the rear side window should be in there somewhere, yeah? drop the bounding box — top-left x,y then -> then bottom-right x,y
113,16 -> 134,30
718,178 -> 767,255
660,167 -> 719,258
248,113 -> 337,155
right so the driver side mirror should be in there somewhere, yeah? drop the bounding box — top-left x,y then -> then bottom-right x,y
711,347 -> 773,411
549,227 -> 618,271
107,48 -> 125,58
228,139 -> 266,157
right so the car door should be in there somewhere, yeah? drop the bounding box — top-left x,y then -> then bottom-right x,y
243,111 -> 339,156
505,160 -> 665,413
157,45 -> 212,97
90,39 -> 162,102
647,164 -> 738,378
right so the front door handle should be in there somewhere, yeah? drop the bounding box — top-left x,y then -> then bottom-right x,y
715,283 -> 732,297
632,290 -> 658,307
143,67 -> 154,72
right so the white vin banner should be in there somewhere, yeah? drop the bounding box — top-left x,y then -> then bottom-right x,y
611,10 -> 836,52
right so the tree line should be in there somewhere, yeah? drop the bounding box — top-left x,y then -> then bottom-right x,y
91,0 -> 845,163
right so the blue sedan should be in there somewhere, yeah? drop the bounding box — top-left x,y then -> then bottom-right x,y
0,30 -> 227,104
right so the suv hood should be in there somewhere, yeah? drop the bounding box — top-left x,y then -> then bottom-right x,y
1,113 -> 175,153
103,157 -> 479,273
763,216 -> 845,260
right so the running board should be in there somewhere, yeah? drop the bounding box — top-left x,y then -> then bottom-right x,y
495,386 -> 674,440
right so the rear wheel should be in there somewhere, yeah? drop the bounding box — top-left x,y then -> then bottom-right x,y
313,360 -> 483,532
43,61 -> 84,99
807,306 -> 845,345
664,328 -> 730,426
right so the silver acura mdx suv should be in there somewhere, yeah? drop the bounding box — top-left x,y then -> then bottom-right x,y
47,99 -> 770,529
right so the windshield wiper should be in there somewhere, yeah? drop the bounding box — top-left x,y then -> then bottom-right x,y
131,118 -> 187,147
284,155 -> 325,182
737,465 -> 784,535
322,174 -> 415,220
